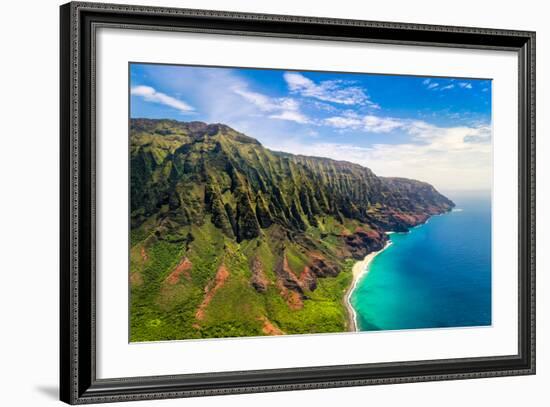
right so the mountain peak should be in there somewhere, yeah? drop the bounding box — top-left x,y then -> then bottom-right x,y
131,118 -> 261,145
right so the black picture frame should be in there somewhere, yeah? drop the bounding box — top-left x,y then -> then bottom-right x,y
60,2 -> 536,404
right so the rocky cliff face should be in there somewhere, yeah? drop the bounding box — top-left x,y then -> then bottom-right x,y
129,118 -> 454,341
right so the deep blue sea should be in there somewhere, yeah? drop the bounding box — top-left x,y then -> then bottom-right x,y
350,192 -> 492,331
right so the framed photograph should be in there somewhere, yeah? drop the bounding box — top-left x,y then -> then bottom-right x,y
60,1 -> 536,404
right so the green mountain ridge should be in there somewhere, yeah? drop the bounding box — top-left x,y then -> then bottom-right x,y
129,118 -> 454,341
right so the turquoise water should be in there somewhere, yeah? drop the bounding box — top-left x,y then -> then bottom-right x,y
351,192 -> 492,331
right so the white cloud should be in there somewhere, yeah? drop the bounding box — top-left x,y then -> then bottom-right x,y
440,84 -> 455,91
232,88 -> 280,112
233,87 -> 309,124
269,111 -> 309,124
363,115 -> 405,133
324,113 -> 414,133
406,120 -> 439,136
458,82 -> 473,89
324,116 -> 362,129
311,101 -> 339,112
130,85 -> 194,113
307,129 -> 319,137
422,78 -> 441,90
279,98 -> 300,112
283,72 -> 379,107
423,78 -> 456,91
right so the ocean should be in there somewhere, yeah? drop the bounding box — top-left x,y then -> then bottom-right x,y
350,192 -> 492,331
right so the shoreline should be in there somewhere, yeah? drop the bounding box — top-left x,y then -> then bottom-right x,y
344,209 -> 453,332
345,240 -> 392,332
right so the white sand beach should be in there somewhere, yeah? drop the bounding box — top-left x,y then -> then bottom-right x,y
345,241 -> 392,331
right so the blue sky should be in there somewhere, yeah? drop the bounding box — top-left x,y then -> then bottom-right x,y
130,63 -> 492,191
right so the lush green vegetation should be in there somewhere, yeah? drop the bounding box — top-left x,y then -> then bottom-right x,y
129,119 -> 454,342
130,217 -> 355,341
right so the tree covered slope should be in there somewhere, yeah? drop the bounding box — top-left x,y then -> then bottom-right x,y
129,118 -> 454,341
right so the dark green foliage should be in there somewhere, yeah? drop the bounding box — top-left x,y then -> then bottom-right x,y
224,203 -> 237,237
204,183 -> 215,211
289,200 -> 307,231
211,194 -> 234,238
168,191 -> 180,210
236,191 -> 261,242
199,321 -> 263,338
255,194 -> 273,228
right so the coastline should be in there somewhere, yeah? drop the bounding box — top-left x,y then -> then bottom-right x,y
344,208 -> 455,332
345,240 -> 392,332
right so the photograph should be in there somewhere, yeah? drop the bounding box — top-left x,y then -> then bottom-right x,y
56,2 -> 536,403
129,63 -> 493,342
